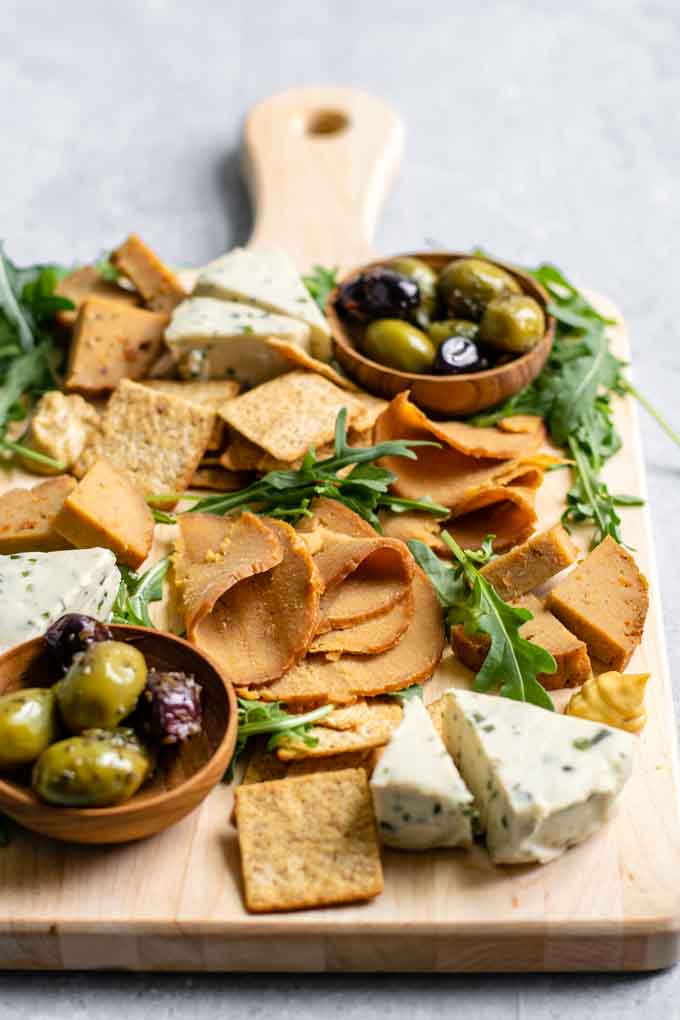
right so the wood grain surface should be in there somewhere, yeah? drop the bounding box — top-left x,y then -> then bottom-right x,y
0,88 -> 678,972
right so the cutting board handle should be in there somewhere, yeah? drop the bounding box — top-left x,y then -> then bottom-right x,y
243,87 -> 404,273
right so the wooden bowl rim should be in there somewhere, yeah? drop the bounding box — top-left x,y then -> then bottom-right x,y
326,251 -> 555,388
0,624 -> 237,824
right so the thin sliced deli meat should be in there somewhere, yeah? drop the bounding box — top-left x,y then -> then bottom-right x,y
253,569 -> 445,706
176,512 -> 322,687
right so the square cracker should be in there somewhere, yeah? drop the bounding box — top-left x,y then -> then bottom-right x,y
74,379 -> 214,502
234,768 -> 383,912
141,378 -> 240,451
219,371 -> 364,463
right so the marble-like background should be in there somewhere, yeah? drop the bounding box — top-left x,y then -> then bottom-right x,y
1,0 -> 679,1015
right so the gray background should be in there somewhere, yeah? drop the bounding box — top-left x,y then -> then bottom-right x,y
1,0 -> 679,1015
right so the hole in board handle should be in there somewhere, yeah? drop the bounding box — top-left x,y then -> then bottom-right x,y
305,109 -> 350,137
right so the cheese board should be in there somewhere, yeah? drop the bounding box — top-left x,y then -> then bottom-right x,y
0,86 -> 679,972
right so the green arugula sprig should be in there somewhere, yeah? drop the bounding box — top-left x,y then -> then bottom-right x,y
150,409 -> 448,532
111,556 -> 170,629
226,698 -> 335,781
303,265 -> 339,312
469,263 -> 663,545
0,246 -> 73,470
409,533 -> 555,710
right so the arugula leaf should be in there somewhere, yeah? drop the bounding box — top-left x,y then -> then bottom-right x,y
302,264 -> 338,311
95,257 -> 120,282
165,408 -> 448,532
388,683 -> 424,702
409,533 -> 555,710
111,556 -> 170,629
226,698 -> 334,781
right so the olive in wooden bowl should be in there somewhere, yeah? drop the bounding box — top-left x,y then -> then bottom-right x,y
0,623 -> 237,844
327,252 -> 555,417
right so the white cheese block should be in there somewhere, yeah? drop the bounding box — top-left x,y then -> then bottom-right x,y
370,697 -> 476,850
442,688 -> 635,864
194,247 -> 332,360
0,549 -> 121,654
164,297 -> 312,387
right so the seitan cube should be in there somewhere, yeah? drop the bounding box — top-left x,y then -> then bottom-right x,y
111,233 -> 185,313
66,298 -> 168,394
0,477 -> 76,553
55,458 -> 154,569
55,266 -> 140,328
451,594 -> 591,690
546,535 -> 649,670
480,522 -> 577,601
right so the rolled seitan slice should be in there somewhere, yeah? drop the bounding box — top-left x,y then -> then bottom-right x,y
545,536 -> 649,670
451,594 -> 591,691
479,523 -> 578,600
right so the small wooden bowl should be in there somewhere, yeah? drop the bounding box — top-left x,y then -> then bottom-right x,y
327,252 -> 555,417
0,626 -> 237,845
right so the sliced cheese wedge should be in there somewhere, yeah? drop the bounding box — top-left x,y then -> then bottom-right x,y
370,697 -> 476,850
194,247 -> 331,360
164,297 -> 311,387
442,688 -> 635,864
0,548 -> 120,653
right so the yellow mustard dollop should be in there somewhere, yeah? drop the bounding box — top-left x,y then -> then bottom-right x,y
566,671 -> 649,733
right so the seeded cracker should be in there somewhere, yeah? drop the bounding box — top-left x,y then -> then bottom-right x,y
74,379 -> 214,502
234,769 -> 384,912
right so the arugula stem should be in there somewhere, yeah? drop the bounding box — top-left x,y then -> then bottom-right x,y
622,381 -> 680,449
237,703 -> 334,739
567,436 -> 609,540
0,438 -> 66,471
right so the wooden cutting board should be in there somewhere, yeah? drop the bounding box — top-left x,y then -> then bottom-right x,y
1,87 -> 679,973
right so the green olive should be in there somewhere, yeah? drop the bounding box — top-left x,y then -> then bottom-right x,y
438,258 -> 520,320
56,640 -> 148,734
31,728 -> 153,807
479,294 -> 546,354
362,319 -> 436,373
427,319 -> 480,345
387,257 -> 438,328
0,688 -> 60,770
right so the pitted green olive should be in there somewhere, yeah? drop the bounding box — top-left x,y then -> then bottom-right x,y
387,257 -> 438,328
362,319 -> 436,373
438,258 -> 520,320
479,294 -> 546,353
0,688 -> 60,770
31,728 -> 153,807
56,640 -> 148,734
427,319 -> 480,346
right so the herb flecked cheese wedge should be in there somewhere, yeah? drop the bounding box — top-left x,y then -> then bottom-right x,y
194,247 -> 331,360
0,548 -> 120,653
442,688 -> 635,864
165,297 -> 312,386
370,697 -> 476,849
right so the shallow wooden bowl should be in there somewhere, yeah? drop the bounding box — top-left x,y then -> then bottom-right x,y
327,252 -> 555,417
0,625 -> 237,845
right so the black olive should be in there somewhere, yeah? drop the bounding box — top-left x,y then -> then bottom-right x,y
433,337 -> 490,375
132,669 -> 202,745
334,268 -> 419,323
44,614 -> 113,675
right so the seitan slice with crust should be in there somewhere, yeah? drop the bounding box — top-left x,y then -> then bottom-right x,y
479,523 -> 578,600
545,535 -> 649,670
451,594 -> 591,691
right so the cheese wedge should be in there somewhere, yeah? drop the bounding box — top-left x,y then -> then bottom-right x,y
442,688 -> 635,864
194,247 -> 331,360
164,297 -> 311,386
370,697 -> 476,849
0,548 -> 120,653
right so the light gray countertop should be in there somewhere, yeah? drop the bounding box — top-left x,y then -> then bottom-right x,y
1,0 -> 679,1014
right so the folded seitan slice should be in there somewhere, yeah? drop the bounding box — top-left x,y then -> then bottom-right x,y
309,587 -> 413,656
55,265 -> 141,328
0,476 -> 76,553
451,594 -> 591,691
65,298 -> 169,394
545,535 -> 649,670
479,522 -> 578,600
54,459 -> 154,569
111,233 -> 186,313
177,513 -> 321,687
251,569 -> 445,705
